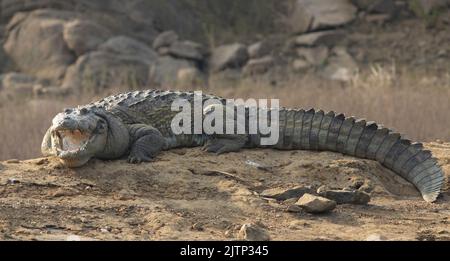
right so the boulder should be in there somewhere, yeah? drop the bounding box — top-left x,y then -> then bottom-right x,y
149,56 -> 197,86
209,43 -> 249,72
289,0 -> 357,33
3,9 -> 76,81
412,0 -> 449,15
168,41 -> 205,61
153,30 -> 179,50
242,56 -> 275,76
259,185 -> 313,201
318,189 -> 371,204
296,46 -> 329,66
295,193 -> 336,213
63,49 -> 155,91
98,36 -> 158,61
0,46 -> 11,74
176,67 -> 205,87
0,72 -> 42,97
237,223 -> 270,241
295,30 -> 344,47
321,46 -> 358,81
292,58 -> 310,71
63,19 -> 112,56
247,41 -> 271,59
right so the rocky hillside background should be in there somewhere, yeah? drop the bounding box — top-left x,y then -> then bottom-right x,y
0,0 -> 449,160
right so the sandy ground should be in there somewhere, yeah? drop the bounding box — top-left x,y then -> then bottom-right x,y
0,142 -> 449,241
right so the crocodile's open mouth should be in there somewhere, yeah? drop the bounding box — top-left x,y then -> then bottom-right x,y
52,128 -> 93,157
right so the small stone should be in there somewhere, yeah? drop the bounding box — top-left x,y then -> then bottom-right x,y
365,234 -> 386,241
260,185 -> 313,201
191,223 -> 204,231
358,182 -> 374,193
318,189 -> 371,204
7,178 -> 20,185
34,158 -> 49,165
286,204 -> 302,213
295,193 -> 337,213
224,230 -> 233,238
50,187 -> 80,197
346,177 -> 365,190
237,223 -> 270,241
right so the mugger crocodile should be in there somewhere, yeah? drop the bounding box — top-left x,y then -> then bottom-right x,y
41,89 -> 445,202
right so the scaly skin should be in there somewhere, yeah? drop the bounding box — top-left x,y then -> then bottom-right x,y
42,89 -> 445,202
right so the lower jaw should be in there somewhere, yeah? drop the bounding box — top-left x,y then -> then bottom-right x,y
58,155 -> 91,168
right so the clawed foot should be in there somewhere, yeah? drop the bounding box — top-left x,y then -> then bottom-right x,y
127,153 -> 154,164
202,136 -> 247,154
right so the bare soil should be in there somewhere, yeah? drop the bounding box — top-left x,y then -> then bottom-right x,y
0,142 -> 449,241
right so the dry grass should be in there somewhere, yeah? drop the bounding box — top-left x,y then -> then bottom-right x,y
0,65 -> 449,160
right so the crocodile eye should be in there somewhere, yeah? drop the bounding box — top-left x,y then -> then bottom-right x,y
64,108 -> 73,114
79,108 -> 88,115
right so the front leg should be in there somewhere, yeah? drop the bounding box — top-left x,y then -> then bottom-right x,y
128,124 -> 168,164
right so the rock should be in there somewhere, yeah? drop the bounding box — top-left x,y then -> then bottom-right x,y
3,9 -> 76,81
237,223 -> 270,241
50,187 -> 80,197
365,234 -> 387,241
176,67 -> 205,87
411,0 -> 449,15
63,50 -> 154,91
169,41 -> 205,61
321,46 -> 358,81
294,30 -> 344,47
63,36 -> 157,91
346,177 -> 365,190
296,46 -> 329,66
260,185 -> 313,201
98,36 -> 158,62
0,45 -> 11,73
63,19 -> 112,56
247,41 -> 271,59
153,30 -> 179,50
358,182 -> 374,193
289,0 -> 357,33
367,0 -> 397,15
295,193 -> 336,213
286,204 -> 303,213
33,85 -> 71,97
209,43 -> 249,72
292,58 -> 311,71
0,72 -> 41,97
242,56 -> 274,76
318,189 -> 370,204
5,159 -> 20,164
365,14 -> 392,24
149,56 -> 197,86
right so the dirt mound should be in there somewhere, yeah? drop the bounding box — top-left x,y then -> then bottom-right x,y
0,142 -> 449,240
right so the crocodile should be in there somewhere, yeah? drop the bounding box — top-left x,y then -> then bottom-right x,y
41,89 -> 445,202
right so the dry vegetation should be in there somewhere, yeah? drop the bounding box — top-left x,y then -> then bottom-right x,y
0,64 -> 449,161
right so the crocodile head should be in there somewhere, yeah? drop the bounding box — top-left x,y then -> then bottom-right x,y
42,107 -> 129,167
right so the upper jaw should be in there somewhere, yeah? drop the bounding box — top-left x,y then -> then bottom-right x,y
50,127 -> 94,159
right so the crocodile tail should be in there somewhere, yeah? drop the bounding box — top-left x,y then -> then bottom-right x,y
271,108 -> 444,202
